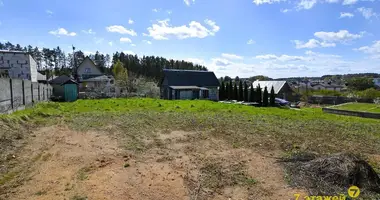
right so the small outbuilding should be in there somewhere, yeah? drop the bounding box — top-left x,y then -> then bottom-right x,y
251,80 -> 294,101
49,75 -> 78,102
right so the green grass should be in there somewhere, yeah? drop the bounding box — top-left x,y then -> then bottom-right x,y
4,98 -> 380,156
334,103 -> 380,113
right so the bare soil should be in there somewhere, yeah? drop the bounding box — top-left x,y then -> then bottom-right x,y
2,125 -> 307,200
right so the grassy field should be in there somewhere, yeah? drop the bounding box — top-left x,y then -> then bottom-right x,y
334,102 -> 380,113
1,98 -> 380,199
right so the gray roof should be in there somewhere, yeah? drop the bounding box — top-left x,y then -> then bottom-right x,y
49,75 -> 77,85
170,86 -> 201,90
85,75 -> 113,82
251,81 -> 287,94
162,69 -> 219,87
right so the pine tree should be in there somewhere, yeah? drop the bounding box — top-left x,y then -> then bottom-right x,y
244,82 -> 248,102
256,84 -> 262,106
263,86 -> 269,107
229,80 -> 233,100
250,83 -> 255,102
238,81 -> 243,101
233,82 -> 238,100
270,86 -> 276,106
226,82 -> 230,100
219,82 -> 225,100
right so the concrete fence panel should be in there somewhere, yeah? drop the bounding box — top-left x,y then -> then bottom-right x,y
0,79 -> 11,113
24,80 -> 32,105
11,79 -> 24,110
0,78 -> 53,114
32,82 -> 39,103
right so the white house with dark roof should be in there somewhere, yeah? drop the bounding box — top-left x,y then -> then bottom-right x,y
76,56 -> 114,91
251,80 -> 294,100
0,50 -> 38,82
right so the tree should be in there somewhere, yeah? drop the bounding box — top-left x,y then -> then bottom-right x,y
263,87 -> 269,107
224,76 -> 232,82
244,82 -> 248,102
235,76 -> 240,82
233,82 -> 238,100
226,82 -> 230,100
250,83 -> 255,102
238,81 -> 243,101
229,80 -> 233,100
256,84 -> 262,106
219,82 -> 225,100
346,77 -> 375,91
270,86 -> 275,106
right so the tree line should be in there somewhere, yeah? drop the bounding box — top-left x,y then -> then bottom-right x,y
0,42 -> 207,82
219,81 -> 276,107
112,52 -> 207,82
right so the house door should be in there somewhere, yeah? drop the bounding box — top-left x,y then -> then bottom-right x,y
192,90 -> 199,99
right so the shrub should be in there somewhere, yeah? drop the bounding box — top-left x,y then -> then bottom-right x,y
263,87 -> 269,107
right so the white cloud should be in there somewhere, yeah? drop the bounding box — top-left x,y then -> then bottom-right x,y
339,12 -> 354,18
325,0 -> 339,3
120,37 -> 132,43
314,30 -> 363,42
296,0 -> 317,10
222,53 -> 244,60
293,39 -> 336,49
184,0 -> 195,6
81,29 -> 96,34
253,0 -> 285,5
152,8 -> 159,12
83,51 -> 95,55
106,25 -> 137,36
49,28 -> 77,37
123,50 -> 135,55
108,41 -> 113,46
357,7 -> 379,19
342,0 -> 358,5
143,40 -> 152,44
128,19 -> 134,24
204,19 -> 220,34
281,8 -> 291,13
185,58 -> 206,65
355,40 -> 380,58
146,19 -> 219,40
130,44 -> 136,47
167,10 -> 173,15
94,37 -> 104,44
46,10 -> 53,15
255,54 -> 306,61
247,39 -> 256,45
211,58 -> 233,67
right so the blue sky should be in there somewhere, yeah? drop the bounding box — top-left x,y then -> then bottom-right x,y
0,0 -> 379,78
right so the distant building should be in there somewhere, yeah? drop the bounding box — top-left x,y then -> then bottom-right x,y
160,69 -> 220,100
251,80 -> 293,100
310,83 -> 345,92
0,50 -> 38,82
374,78 -> 380,87
76,57 -> 114,91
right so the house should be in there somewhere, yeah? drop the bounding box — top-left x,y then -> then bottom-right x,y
310,83 -> 345,91
374,78 -> 380,87
0,50 -> 38,82
76,57 -> 114,91
49,75 -> 78,102
160,69 -> 219,100
251,80 -> 293,100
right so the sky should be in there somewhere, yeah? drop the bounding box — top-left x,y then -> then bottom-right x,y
0,0 -> 379,78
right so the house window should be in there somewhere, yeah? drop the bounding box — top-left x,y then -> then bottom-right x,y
84,68 -> 91,73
